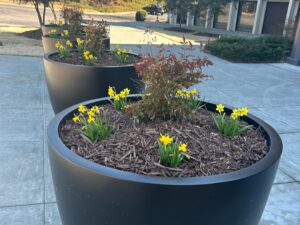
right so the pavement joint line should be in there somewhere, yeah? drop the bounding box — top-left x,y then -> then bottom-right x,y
0,202 -> 44,209
41,66 -> 46,225
277,130 -> 300,135
272,181 -> 299,185
280,170 -> 300,183
267,63 -> 300,74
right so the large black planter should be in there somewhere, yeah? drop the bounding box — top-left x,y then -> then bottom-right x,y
47,96 -> 282,225
42,36 -> 110,54
43,53 -> 142,114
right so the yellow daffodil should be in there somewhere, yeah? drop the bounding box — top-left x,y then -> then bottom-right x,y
178,143 -> 187,152
87,116 -> 95,123
66,40 -> 73,48
72,115 -> 80,122
108,86 -> 115,97
48,29 -> 56,34
119,91 -> 126,99
78,104 -> 87,113
91,106 -> 100,114
239,107 -> 249,117
55,41 -> 61,49
159,134 -> 173,146
216,104 -> 225,113
87,110 -> 95,117
230,111 -> 239,120
114,94 -> 120,101
190,89 -> 198,95
123,88 -> 130,95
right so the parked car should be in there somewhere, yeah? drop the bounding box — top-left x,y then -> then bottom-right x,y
142,4 -> 164,15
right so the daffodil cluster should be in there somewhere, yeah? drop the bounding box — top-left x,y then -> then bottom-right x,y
76,38 -> 85,52
72,104 -> 111,142
55,41 -> 71,59
213,104 -> 251,136
61,30 -> 69,39
83,51 -> 96,65
108,86 -> 130,111
115,47 -> 131,63
176,88 -> 202,110
158,134 -> 190,167
48,29 -> 57,38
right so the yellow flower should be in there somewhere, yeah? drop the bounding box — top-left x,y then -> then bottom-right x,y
62,30 -> 69,37
185,91 -> 191,98
230,111 -> 239,120
123,88 -> 130,95
66,40 -> 73,48
76,38 -> 84,45
216,104 -> 225,113
78,104 -> 87,113
55,41 -> 61,49
239,107 -> 249,117
159,134 -> 173,146
89,54 -> 94,59
59,45 -> 65,50
57,20 -> 63,27
176,89 -> 184,96
116,49 -> 121,55
190,89 -> 198,95
91,106 -> 100,113
114,94 -> 120,101
87,110 -> 95,117
108,86 -> 115,97
48,29 -> 56,34
178,143 -> 187,152
87,116 -> 95,123
72,115 -> 80,122
119,91 -> 126,99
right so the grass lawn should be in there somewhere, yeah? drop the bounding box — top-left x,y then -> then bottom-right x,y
68,0 -> 156,13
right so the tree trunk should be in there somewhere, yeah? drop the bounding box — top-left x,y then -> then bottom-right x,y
33,2 -> 43,27
49,3 -> 57,22
42,4 -> 47,25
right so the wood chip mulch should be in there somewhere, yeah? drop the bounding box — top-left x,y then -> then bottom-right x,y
60,104 -> 268,177
50,51 -> 137,66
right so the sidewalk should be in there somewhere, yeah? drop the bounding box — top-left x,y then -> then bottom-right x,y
0,52 -> 299,225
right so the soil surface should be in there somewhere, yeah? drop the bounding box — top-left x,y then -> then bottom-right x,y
60,104 -> 268,177
50,51 -> 137,66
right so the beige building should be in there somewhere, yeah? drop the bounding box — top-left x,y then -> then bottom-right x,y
169,0 -> 300,36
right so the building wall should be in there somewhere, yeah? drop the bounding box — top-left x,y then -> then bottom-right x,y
169,0 -> 300,36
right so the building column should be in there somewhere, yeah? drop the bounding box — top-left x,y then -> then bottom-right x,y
283,0 -> 299,36
286,20 -> 300,65
227,2 -> 239,31
252,0 -> 267,34
205,8 -> 214,29
186,11 -> 195,26
169,12 -> 177,25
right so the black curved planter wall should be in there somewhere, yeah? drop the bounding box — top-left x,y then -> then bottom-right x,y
47,97 -> 283,225
42,36 -> 110,54
43,54 -> 142,114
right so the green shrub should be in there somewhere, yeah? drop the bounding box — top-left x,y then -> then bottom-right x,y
205,36 -> 293,63
135,10 -> 147,21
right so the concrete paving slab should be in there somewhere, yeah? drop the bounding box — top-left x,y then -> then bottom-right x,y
0,141 -> 43,207
0,204 -> 44,225
274,169 -> 294,184
260,182 -> 300,225
45,203 -> 62,225
0,107 -> 43,141
278,133 -> 300,181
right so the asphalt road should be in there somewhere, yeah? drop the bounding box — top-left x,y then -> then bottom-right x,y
0,3 -> 167,27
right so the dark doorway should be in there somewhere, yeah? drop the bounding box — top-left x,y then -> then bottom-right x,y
236,1 -> 257,32
262,2 -> 289,35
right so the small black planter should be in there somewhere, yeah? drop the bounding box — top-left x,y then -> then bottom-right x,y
41,25 -> 65,36
43,53 -> 142,114
42,35 -> 110,54
48,96 -> 282,225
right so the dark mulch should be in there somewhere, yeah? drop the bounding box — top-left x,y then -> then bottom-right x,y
18,28 -> 42,40
164,27 -> 194,33
60,104 -> 268,177
194,32 -> 220,38
50,51 -> 137,66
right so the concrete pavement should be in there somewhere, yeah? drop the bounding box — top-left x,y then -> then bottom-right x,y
0,50 -> 299,224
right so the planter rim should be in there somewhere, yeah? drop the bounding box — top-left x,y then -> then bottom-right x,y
43,50 -> 138,69
47,95 -> 282,186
